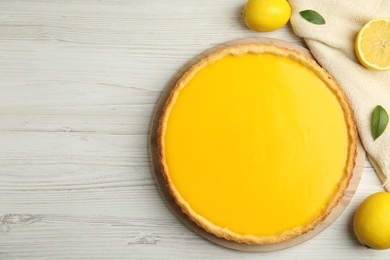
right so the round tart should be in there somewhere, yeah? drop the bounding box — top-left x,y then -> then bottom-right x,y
158,43 -> 357,244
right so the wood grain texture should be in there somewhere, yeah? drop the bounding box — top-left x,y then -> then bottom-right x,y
0,0 -> 389,259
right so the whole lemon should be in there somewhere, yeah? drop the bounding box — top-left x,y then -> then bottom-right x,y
353,192 -> 390,250
242,0 -> 291,32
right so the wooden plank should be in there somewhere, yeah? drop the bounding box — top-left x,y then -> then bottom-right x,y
0,0 -> 388,258
150,37 -> 366,252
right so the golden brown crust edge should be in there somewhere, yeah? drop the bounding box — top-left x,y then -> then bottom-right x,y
157,43 -> 358,245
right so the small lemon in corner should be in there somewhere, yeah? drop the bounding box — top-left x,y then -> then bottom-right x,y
353,192 -> 390,250
242,0 -> 291,32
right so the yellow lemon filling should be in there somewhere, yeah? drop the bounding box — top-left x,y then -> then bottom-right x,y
160,45 -> 356,244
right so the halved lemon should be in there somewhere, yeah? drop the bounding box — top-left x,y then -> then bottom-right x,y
355,18 -> 390,71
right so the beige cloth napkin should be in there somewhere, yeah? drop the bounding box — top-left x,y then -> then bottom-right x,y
289,1 -> 390,191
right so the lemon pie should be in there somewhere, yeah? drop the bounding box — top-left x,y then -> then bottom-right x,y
158,44 -> 357,244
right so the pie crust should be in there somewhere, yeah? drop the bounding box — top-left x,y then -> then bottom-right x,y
157,43 -> 357,244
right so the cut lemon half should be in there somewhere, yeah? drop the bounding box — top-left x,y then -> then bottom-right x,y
355,18 -> 390,71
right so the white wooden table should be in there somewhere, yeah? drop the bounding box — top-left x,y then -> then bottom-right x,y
0,1 -> 389,259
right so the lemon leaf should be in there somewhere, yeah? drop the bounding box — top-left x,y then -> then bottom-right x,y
299,10 -> 325,25
372,105 -> 389,140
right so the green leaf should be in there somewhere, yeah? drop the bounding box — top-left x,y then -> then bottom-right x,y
299,10 -> 326,25
372,105 -> 389,141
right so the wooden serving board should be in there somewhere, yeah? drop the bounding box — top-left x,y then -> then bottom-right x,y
149,37 -> 366,252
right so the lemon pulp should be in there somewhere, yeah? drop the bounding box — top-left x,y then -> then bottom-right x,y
355,18 -> 390,70
164,53 -> 349,236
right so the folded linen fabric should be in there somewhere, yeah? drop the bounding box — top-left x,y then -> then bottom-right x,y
289,0 -> 390,190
